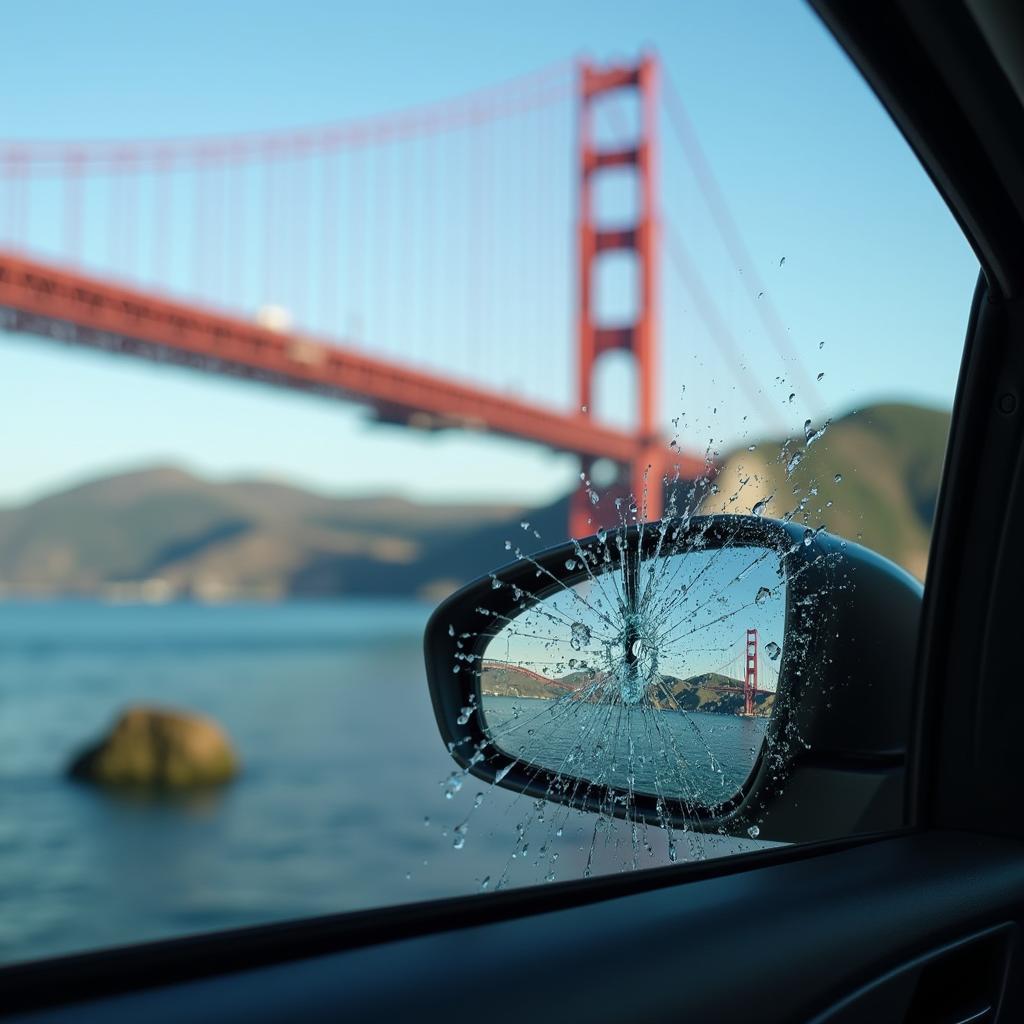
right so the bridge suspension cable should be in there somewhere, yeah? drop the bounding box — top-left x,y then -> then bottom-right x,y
660,66 -> 822,414
661,214 -> 786,431
0,53 -> 821,536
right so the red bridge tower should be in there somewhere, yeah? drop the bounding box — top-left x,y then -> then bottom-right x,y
743,628 -> 759,717
571,56 -> 663,537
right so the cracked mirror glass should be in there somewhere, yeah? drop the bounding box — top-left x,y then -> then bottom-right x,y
480,542 -> 786,808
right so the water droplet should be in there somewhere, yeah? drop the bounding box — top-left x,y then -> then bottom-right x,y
833,472 -> 843,483
765,641 -> 781,661
480,876 -> 490,891
503,539 -> 512,550
786,451 -> 804,475
751,496 -> 770,517
747,825 -> 760,839
443,773 -> 463,799
570,621 -> 591,651
565,559 -> 577,571
819,340 -> 825,349
747,444 -> 756,451
757,291 -> 764,299
817,372 -> 824,381
779,256 -> 786,267
448,624 -> 455,637
803,528 -> 814,546
788,393 -> 795,403
755,586 -> 772,606
491,577 -> 502,590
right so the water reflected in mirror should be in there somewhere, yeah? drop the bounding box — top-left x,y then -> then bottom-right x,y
480,541 -> 786,810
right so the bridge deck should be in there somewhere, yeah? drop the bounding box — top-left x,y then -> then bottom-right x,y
0,250 -> 704,476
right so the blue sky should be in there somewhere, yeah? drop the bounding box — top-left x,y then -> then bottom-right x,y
486,545 -> 785,691
0,1 -> 978,506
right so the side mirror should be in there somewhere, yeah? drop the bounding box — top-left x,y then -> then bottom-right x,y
424,515 -> 922,844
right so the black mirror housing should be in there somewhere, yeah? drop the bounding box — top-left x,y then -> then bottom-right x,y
424,515 -> 921,844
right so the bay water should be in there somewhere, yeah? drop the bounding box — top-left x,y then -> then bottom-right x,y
0,600 -> 770,964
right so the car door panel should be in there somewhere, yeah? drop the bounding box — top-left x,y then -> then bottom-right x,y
6,833 -> 1024,1023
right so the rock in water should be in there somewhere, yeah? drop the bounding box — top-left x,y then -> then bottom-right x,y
68,706 -> 239,789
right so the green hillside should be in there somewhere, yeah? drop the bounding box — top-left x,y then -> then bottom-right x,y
480,664 -> 575,699
0,401 -> 951,599
701,402 -> 950,579
0,465 -> 530,601
660,673 -> 775,717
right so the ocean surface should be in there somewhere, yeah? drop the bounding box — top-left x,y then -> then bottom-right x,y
0,600 -> 773,965
484,695 -> 767,801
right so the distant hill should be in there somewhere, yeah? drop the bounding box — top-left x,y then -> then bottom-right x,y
480,663 -> 775,717
0,401 -> 950,600
0,465 -> 548,602
660,673 -> 775,717
702,402 -> 950,579
480,663 -> 581,700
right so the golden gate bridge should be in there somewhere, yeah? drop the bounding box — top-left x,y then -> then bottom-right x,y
481,628 -> 771,716
0,55 -> 817,535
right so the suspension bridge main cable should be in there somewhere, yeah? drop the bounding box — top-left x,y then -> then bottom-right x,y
660,65 -> 823,416
661,213 -> 786,432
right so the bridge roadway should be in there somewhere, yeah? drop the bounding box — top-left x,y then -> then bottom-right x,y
0,249 -> 706,479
